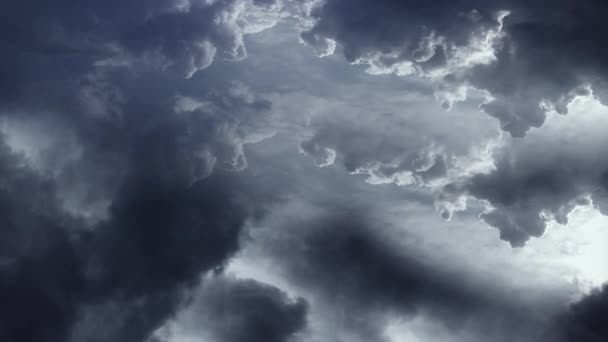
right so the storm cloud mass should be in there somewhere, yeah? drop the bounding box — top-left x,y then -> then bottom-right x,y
0,0 -> 607,341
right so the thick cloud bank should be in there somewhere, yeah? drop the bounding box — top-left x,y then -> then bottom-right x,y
1,0 -> 606,341
558,285 -> 608,342
249,207 -> 602,342
152,276 -> 308,342
300,0 -> 608,136
0,0 -> 296,341
0,126 -> 275,342
438,96 -> 608,247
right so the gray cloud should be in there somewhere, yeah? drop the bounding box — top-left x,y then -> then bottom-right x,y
0,1 -> 300,341
439,97 -> 608,246
299,0 -> 608,136
558,285 -> 608,342
0,122 -> 283,342
1,0 -> 281,84
153,276 -> 308,342
1,1 -> 606,342
252,207 -> 566,342
0,138 -> 86,342
298,102 -> 494,188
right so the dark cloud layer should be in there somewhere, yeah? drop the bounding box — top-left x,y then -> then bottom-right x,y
295,0 -> 608,248
559,285 -> 608,342
0,124 -> 275,342
301,0 -> 608,136
299,112 -> 449,185
1,0 -> 606,341
434,100 -> 608,247
1,0 -> 258,86
196,277 -> 307,342
463,152 -> 602,247
0,72 -> 283,342
259,210 -> 564,341
153,276 -> 308,342
0,1 -> 297,341
0,139 -> 85,342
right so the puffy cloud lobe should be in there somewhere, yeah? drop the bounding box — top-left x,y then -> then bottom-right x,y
440,96 -> 608,246
121,0 -> 252,78
464,158 -> 597,247
299,0 -> 608,136
153,276 -> 308,342
300,120 -> 448,186
297,90 -> 498,190
0,0 -> 280,214
296,0 -> 608,246
173,85 -> 275,180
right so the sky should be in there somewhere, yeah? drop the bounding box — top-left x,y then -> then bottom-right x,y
0,0 -> 607,341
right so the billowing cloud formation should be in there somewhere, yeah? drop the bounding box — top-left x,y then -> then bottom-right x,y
1,0 -> 282,221
0,123 -> 276,342
0,0 -> 297,341
300,111 -> 451,186
295,4 -> 608,247
439,96 -> 608,246
298,92 -> 498,189
255,208 -> 564,342
300,0 -> 608,136
1,0 -> 606,341
2,0 -> 283,82
153,276 -> 308,342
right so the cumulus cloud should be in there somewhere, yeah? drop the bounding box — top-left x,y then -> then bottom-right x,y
0,123 -> 282,342
249,208 -> 569,342
439,95 -> 608,246
294,77 -> 498,190
291,2 -> 608,247
0,1 -> 298,341
0,0 -> 283,223
2,0 -> 284,83
298,0 -> 608,136
152,276 -> 308,342
1,1 -> 606,341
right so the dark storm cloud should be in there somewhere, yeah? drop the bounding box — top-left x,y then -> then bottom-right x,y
558,285 -> 608,342
0,122 -> 281,342
2,0 -> 605,341
1,0 -> 269,86
0,87 -> 284,340
0,1 -> 300,341
76,173 -> 275,342
0,0 -> 281,218
260,210 -> 561,341
300,0 -> 608,136
296,0 -> 608,247
295,84 -> 498,189
0,138 -> 86,342
153,276 -> 308,342
435,100 -> 608,246
462,153 -> 601,247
